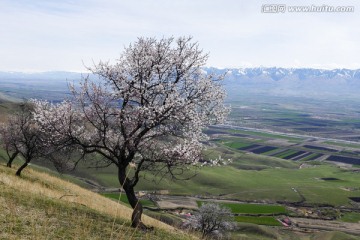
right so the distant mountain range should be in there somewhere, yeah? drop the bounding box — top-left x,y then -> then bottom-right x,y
1,67 -> 360,100
204,67 -> 360,100
206,67 -> 360,81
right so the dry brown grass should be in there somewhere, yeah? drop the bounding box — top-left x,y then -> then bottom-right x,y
0,163 -> 196,239
0,166 -> 170,228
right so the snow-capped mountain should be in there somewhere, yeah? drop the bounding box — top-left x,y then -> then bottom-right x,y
205,67 -> 360,83
204,67 -> 360,99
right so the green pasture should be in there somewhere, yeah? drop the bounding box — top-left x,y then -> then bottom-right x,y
92,163 -> 360,207
226,129 -> 302,142
235,216 -> 281,226
222,203 -> 287,214
223,141 -> 251,149
340,212 -> 360,223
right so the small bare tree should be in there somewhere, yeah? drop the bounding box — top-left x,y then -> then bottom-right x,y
32,36 -> 228,229
186,203 -> 235,239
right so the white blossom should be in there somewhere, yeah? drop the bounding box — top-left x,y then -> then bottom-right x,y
30,37 -> 229,228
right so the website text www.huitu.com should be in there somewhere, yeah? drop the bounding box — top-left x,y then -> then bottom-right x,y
261,4 -> 355,13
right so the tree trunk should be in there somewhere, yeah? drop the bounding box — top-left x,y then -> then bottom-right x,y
6,159 -> 13,168
16,161 -> 28,176
6,151 -> 18,168
118,167 -> 149,230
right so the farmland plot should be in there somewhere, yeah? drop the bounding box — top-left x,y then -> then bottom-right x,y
327,155 -> 360,165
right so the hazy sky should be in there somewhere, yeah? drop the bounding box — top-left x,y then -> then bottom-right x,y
1,0 -> 359,71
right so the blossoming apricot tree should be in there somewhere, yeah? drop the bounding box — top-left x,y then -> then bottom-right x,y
32,37 -> 228,229
0,104 -> 46,176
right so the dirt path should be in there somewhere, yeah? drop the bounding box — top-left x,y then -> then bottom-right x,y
290,217 -> 360,236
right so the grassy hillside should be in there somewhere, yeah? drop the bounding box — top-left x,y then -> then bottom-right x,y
0,163 -> 194,240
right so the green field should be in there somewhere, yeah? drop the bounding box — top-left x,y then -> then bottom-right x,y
38,150 -> 358,207
221,203 -> 287,214
340,212 -> 360,223
235,216 -> 281,226
223,141 -> 251,149
227,129 -> 302,142
273,149 -> 298,159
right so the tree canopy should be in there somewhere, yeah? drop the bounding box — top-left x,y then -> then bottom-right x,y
30,36 -> 228,229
